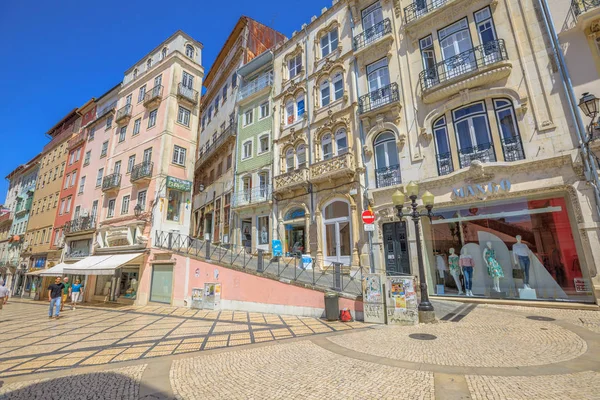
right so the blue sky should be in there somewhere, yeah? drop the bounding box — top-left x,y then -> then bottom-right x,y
0,0 -> 328,198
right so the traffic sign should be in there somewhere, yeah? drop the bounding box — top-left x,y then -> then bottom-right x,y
364,224 -> 375,232
362,210 -> 375,224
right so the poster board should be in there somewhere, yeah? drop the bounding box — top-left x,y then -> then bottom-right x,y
363,274 -> 385,324
385,276 -> 418,325
191,287 -> 203,309
203,282 -> 221,310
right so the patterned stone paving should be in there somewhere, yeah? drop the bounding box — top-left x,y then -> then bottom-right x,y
0,301 -> 365,377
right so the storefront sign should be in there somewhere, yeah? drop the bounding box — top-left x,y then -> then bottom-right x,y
166,176 -> 193,192
272,240 -> 283,257
452,179 -> 511,200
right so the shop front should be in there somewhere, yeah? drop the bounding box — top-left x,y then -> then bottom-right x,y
282,208 -> 307,257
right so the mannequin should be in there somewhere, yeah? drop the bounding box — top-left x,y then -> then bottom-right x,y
512,235 -> 531,289
448,248 -> 463,295
434,250 -> 447,284
483,241 -> 504,292
459,247 -> 474,296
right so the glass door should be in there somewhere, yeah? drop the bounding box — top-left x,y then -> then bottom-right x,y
361,2 -> 384,45
367,59 -> 391,108
323,201 -> 352,266
150,264 -> 173,304
439,19 -> 474,79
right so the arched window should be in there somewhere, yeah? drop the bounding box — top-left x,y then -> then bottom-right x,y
147,58 -> 152,70
185,45 -> 194,58
332,72 -> 343,101
258,171 -> 269,199
322,200 -> 351,266
335,128 -> 348,155
433,116 -> 453,176
320,79 -> 330,107
322,134 -> 333,160
161,47 -> 168,60
452,101 -> 495,168
241,175 -> 252,202
296,144 -> 306,168
373,131 -> 400,188
285,148 -> 295,172
133,69 -> 138,80
493,98 -> 524,162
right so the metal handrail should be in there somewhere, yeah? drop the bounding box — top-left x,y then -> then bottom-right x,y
501,135 -> 526,162
196,123 -> 237,169
419,39 -> 508,92
436,152 -> 454,176
177,83 -> 199,103
239,72 -> 274,100
232,185 -> 272,207
144,85 -> 163,104
64,216 -> 96,234
404,0 -> 449,24
116,104 -> 132,120
353,18 -> 392,51
458,142 -> 496,169
375,164 -> 401,188
359,82 -> 399,114
102,173 -> 121,190
572,0 -> 600,17
131,161 -> 153,182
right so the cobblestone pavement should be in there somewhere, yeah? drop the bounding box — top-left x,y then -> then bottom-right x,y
0,300 -> 364,378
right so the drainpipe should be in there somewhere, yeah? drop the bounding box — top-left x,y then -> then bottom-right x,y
537,0 -> 600,217
350,13 -> 376,274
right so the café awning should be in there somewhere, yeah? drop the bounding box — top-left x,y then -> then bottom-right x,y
63,253 -> 144,276
40,263 -> 67,276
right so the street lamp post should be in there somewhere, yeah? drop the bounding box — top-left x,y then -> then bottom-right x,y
392,181 -> 436,324
578,92 -> 599,144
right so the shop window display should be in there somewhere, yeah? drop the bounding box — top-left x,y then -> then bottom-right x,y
424,196 -> 593,303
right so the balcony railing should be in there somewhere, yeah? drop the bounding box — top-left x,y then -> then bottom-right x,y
239,72 -> 274,101
274,168 -> 309,192
375,164 -> 401,188
436,152 -> 454,176
404,0 -> 449,24
143,85 -> 163,106
572,0 -> 600,17
458,143 -> 496,169
420,39 -> 508,92
0,212 -> 13,226
177,83 -> 199,104
501,135 -> 525,162
96,100 -> 118,120
232,185 -> 273,207
131,161 -> 153,182
353,18 -> 392,51
359,83 -> 399,115
64,216 -> 96,235
196,123 -> 237,170
102,173 -> 121,191
116,104 -> 132,122
68,131 -> 86,149
310,152 -> 355,183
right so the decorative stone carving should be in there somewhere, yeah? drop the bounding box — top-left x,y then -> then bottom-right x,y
464,160 -> 495,184
106,227 -> 130,247
363,144 -> 373,157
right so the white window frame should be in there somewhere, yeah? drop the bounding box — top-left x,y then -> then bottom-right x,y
78,176 -> 85,194
138,85 -> 146,103
242,139 -> 253,160
185,44 -> 194,58
133,118 -> 141,135
127,155 -> 136,173
288,54 -> 302,79
107,199 -> 116,218
137,190 -> 147,210
84,151 -> 91,165
177,106 -> 191,127
296,144 -> 307,168
172,145 -> 186,166
244,109 -> 254,126
148,109 -> 158,128
259,101 -> 269,119
320,79 -> 331,107
258,134 -> 269,154
320,28 -> 339,58
121,195 -> 130,215
101,141 -> 108,157
322,134 -> 333,160
96,168 -> 104,187
119,126 -> 127,142
285,148 -> 295,172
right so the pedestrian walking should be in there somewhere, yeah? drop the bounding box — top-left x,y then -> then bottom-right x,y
48,277 -> 64,319
70,279 -> 82,310
60,276 -> 71,312
0,280 -> 9,310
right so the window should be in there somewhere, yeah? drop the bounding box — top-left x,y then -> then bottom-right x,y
438,18 -> 474,78
320,79 -> 331,107
121,195 -> 130,215
89,126 -> 96,141
91,200 -> 98,220
63,174 -> 69,189
138,85 -> 146,103
61,162 -> 65,176
114,161 -> 121,175
148,109 -> 158,128
226,153 -> 232,170
493,99 -> 524,162
322,134 -> 333,160
182,71 -> 194,89
172,145 -> 186,166
201,116 -> 206,131
106,116 -> 113,129
244,109 -> 253,126
107,199 -> 115,218
143,148 -> 152,163
420,35 -> 437,87
232,73 -> 238,88
214,96 -> 220,114
208,106 -> 213,122
66,196 -> 72,213
286,148 -> 295,172
84,151 -> 91,166
260,102 -> 269,119
222,84 -> 228,102
216,162 -> 222,177
167,189 -> 182,221
374,131 -> 402,186
147,58 -> 152,70
475,7 -> 497,46
133,69 -> 138,80
185,44 -> 194,58
285,100 -> 295,125
133,118 -> 141,135
78,176 -> 85,194
333,73 -> 344,101
119,126 -> 127,142
362,2 -> 384,44
432,117 -> 453,176
96,168 -> 104,187
257,215 -> 269,245
297,95 -> 305,118
101,141 -> 108,158
127,155 -> 136,173
297,144 -> 306,168
178,106 -> 191,126
161,47 -> 167,60
137,190 -> 147,210
259,135 -> 269,153
288,54 -> 302,79
321,28 -> 339,57
335,128 -> 348,155
367,58 -> 390,95
155,74 -> 162,87
452,102 -> 495,167
69,151 -> 75,165
243,140 -> 252,159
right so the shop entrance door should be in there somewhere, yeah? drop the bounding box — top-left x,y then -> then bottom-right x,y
150,264 -> 173,304
383,222 -> 410,275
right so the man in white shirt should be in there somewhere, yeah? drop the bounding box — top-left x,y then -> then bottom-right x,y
0,280 -> 9,309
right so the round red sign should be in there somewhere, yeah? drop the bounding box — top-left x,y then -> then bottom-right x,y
362,210 -> 375,224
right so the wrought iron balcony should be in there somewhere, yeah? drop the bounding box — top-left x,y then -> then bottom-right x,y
96,100 -> 118,120
131,161 -> 153,183
375,164 -> 401,188
195,122 -> 237,171
177,83 -> 199,105
404,0 -> 449,24
501,135 -> 525,162
116,104 -> 132,123
458,143 -> 496,169
359,83 -> 400,115
274,168 -> 309,193
353,18 -> 392,51
102,173 -> 121,192
232,185 -> 273,208
239,72 -> 274,101
143,85 -> 163,107
436,152 -> 454,176
419,39 -> 509,94
64,216 -> 96,235
310,152 -> 355,183
572,0 -> 600,17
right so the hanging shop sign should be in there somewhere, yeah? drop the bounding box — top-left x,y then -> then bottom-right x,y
166,176 -> 193,192
452,179 -> 511,200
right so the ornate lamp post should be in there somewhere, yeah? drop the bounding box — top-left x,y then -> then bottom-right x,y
578,92 -> 599,144
392,181 -> 436,323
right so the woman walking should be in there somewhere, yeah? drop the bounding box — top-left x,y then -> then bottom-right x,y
71,279 -> 83,310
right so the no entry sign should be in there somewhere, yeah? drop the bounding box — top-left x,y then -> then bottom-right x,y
362,210 -> 375,224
